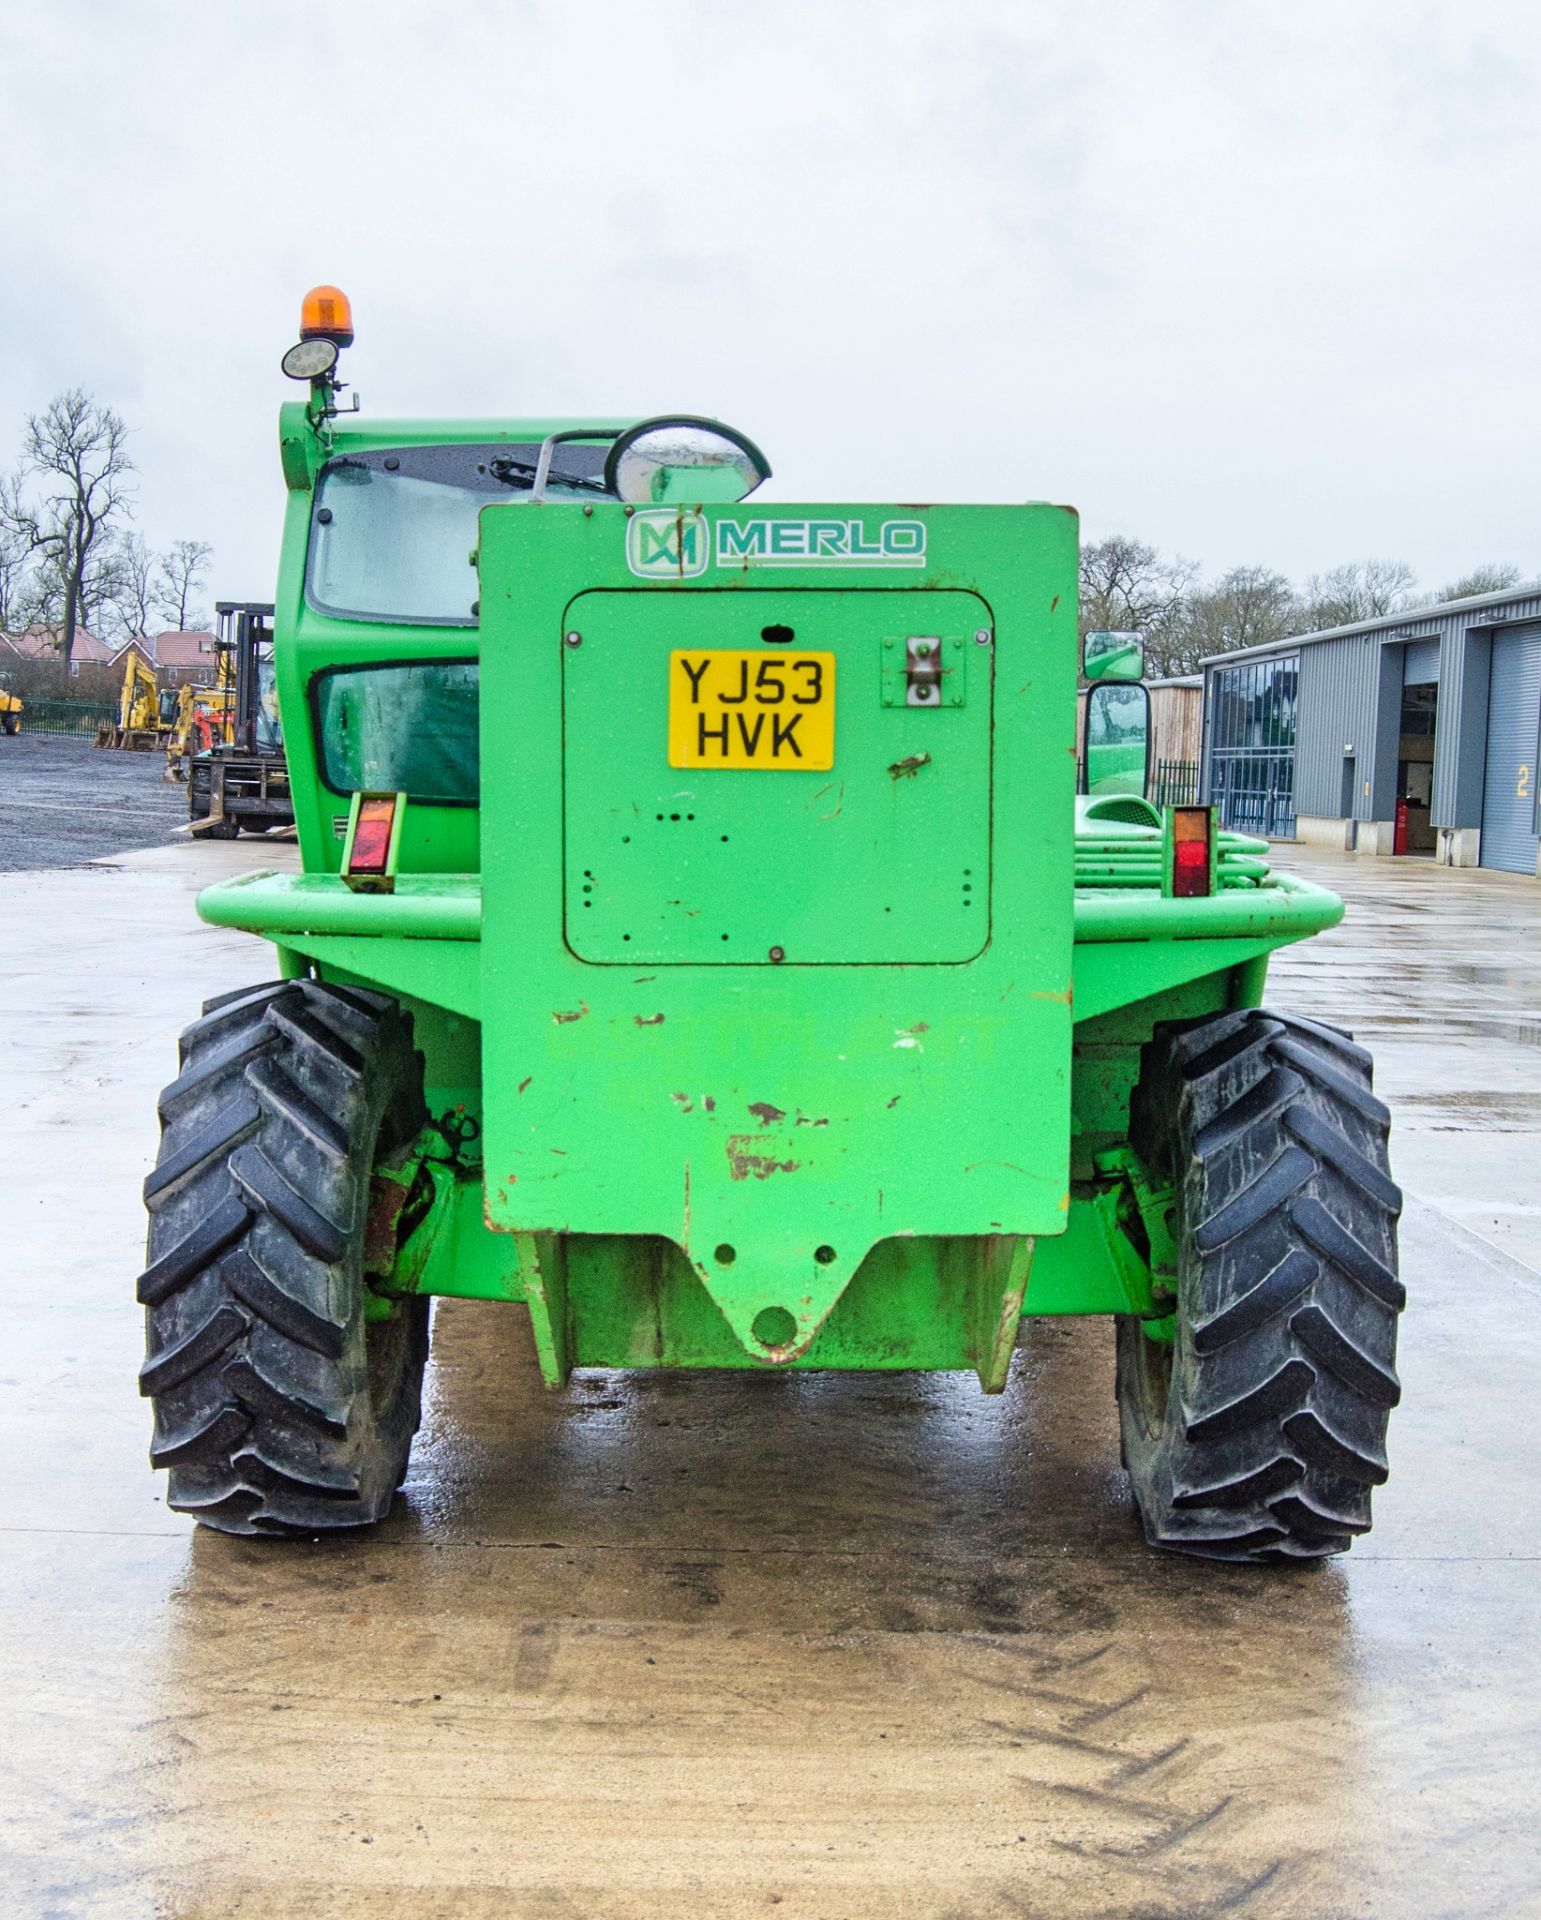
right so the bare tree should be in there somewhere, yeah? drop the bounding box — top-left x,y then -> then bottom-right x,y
0,390 -> 135,669
1298,558 -> 1417,631
0,514 -> 31,633
158,538 -> 213,632
1079,534 -> 1198,677
1434,563 -> 1526,602
104,531 -> 158,641
0,481 -> 68,635
1163,565 -> 1298,672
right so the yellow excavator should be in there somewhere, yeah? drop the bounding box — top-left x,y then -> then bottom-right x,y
0,672 -> 22,736
96,655 -> 178,751
164,646 -> 237,781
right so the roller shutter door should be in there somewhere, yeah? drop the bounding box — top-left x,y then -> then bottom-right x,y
1402,638 -> 1440,684
1480,629 -> 1541,872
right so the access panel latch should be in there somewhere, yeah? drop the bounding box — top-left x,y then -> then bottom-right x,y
906,634 -> 943,705
882,633 -> 968,708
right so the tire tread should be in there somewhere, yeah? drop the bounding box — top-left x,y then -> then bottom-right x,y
1119,1005 -> 1402,1563
137,980 -> 429,1535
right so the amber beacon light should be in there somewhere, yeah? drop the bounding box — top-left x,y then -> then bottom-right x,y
300,284 -> 355,347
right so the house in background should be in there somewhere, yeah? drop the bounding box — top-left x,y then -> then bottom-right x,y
110,631 -> 219,687
0,625 -> 117,673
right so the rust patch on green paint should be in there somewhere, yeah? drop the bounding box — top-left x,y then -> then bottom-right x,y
726,1135 -> 799,1181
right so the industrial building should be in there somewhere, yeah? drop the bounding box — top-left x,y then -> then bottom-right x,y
1198,583 -> 1541,875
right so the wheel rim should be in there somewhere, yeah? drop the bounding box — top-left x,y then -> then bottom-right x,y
365,1299 -> 417,1414
360,1153 -> 429,1428
1128,1321 -> 1174,1443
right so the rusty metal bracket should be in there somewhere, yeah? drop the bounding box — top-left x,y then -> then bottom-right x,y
1095,1144 -> 1178,1342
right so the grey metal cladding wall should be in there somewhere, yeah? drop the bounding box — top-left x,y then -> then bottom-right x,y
1429,595 -> 1541,824
1296,635 -> 1382,818
1211,589 -> 1541,824
1440,632 -> 1490,827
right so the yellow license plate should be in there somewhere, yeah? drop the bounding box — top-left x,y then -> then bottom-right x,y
668,650 -> 836,770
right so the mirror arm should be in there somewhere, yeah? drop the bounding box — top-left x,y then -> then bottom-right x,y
530,426 -> 628,504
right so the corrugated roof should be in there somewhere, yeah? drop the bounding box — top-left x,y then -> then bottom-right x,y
1199,581 -> 1541,668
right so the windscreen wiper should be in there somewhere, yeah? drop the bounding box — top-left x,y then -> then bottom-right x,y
485,455 -> 610,495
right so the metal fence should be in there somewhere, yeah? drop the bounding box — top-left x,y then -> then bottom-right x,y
1152,759 -> 1199,807
1210,755 -> 1297,838
1205,653 -> 1299,839
15,699 -> 117,737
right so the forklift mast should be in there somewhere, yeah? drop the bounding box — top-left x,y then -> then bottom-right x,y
213,600 -> 279,755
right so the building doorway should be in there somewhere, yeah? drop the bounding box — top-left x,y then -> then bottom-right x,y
1396,680 -> 1438,853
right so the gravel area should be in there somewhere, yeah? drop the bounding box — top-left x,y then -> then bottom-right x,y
0,732 -> 188,872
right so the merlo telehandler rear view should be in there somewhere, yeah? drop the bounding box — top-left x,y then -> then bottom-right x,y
137,288 -> 1402,1560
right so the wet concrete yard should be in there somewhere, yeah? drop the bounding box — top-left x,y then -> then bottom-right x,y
2,841 -> 1539,1916
0,735 -> 187,872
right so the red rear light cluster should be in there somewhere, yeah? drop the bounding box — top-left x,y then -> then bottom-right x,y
1170,807 -> 1213,898
341,791 -> 405,893
348,796 -> 397,878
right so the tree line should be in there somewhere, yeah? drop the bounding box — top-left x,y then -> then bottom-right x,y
1081,537 -> 1533,680
3,385 -> 1527,688
0,389 -> 213,670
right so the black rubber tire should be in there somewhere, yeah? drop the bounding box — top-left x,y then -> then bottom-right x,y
2,713 -> 18,735
138,979 -> 431,1535
1117,1006 -> 1403,1562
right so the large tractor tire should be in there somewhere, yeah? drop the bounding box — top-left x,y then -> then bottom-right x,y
138,980 -> 431,1536
1118,1006 -> 1403,1562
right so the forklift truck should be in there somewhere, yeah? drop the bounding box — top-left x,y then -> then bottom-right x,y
187,601 -> 294,838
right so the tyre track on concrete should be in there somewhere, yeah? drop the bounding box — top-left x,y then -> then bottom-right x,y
955,1633 -> 1310,1918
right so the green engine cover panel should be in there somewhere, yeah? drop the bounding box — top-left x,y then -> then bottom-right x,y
561,589 -> 992,965
475,501 -> 1079,1360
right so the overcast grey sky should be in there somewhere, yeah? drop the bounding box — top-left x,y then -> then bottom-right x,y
3,1 -> 1537,604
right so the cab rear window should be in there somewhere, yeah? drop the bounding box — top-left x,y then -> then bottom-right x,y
305,443 -> 607,626
312,661 -> 478,804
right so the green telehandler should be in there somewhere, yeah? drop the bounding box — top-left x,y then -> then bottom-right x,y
137,287 -> 1402,1561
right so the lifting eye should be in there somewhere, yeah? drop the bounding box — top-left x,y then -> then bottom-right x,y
761,624 -> 794,644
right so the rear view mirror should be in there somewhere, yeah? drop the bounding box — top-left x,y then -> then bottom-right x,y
604,416 -> 771,506
1084,630 -> 1145,683
1084,681 -> 1151,799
